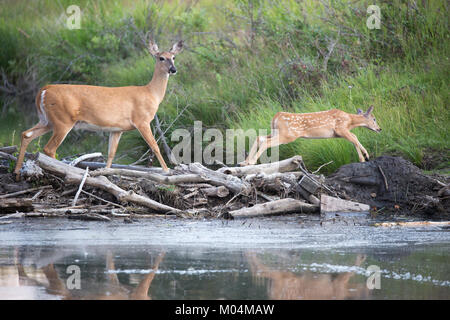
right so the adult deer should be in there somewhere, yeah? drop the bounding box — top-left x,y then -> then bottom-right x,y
241,106 -> 381,166
14,40 -> 183,180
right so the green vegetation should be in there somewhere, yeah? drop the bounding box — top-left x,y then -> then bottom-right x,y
0,0 -> 448,173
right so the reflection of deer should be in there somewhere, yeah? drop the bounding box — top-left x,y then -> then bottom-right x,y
247,253 -> 369,300
0,248 -> 165,300
91,251 -> 166,300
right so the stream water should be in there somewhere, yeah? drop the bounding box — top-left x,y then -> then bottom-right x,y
0,216 -> 449,300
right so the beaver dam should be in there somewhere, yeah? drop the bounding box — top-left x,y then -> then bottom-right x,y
1,145 -> 449,222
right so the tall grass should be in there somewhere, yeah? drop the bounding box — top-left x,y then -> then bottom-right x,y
0,0 -> 448,172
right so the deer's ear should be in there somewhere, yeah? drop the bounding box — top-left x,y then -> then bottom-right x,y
356,108 -> 363,115
170,40 -> 184,55
148,41 -> 160,57
365,105 -> 374,115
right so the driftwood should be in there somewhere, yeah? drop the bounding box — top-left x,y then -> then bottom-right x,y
218,156 -> 303,176
0,146 -> 17,154
320,194 -> 370,213
72,161 -> 165,172
201,186 -> 229,198
35,153 -> 181,214
0,185 -> 52,199
230,198 -> 318,218
0,151 -> 17,162
374,221 -> 450,227
68,213 -> 112,222
0,198 -> 33,213
181,163 -> 252,195
90,168 -> 206,185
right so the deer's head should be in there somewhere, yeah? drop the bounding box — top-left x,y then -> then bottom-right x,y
357,106 -> 381,132
148,40 -> 183,75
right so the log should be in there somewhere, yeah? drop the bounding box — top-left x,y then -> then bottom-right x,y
0,185 -> 52,199
72,161 -> 165,172
68,213 -> 112,222
218,155 -> 303,176
201,186 -> 229,198
230,198 -> 318,218
0,198 -> 33,213
0,146 -> 17,154
374,221 -> 450,227
0,151 -> 16,161
35,153 -> 181,214
298,175 -> 320,194
184,162 -> 252,195
320,194 -> 370,213
90,168 -> 206,185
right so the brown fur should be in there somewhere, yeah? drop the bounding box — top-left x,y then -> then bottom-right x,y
242,107 -> 381,165
14,41 -> 183,179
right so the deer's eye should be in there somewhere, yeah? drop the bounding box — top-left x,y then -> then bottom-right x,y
159,57 -> 165,61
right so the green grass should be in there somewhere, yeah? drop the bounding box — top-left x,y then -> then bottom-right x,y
0,0 -> 448,173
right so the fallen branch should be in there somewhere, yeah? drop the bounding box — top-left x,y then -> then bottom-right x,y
374,221 -> 450,227
0,185 -> 52,199
154,114 -> 178,165
0,198 -> 33,213
72,167 -> 89,206
230,198 -> 318,218
69,153 -> 102,167
184,162 -> 252,195
0,151 -> 17,162
35,153 -> 182,214
68,213 -> 111,222
90,168 -> 205,185
218,156 -> 303,176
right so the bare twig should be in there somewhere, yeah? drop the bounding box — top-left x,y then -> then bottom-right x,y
0,185 -> 52,199
72,167 -> 89,206
69,153 -> 102,167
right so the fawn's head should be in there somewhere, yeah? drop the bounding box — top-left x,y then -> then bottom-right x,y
148,40 -> 183,75
356,106 -> 381,132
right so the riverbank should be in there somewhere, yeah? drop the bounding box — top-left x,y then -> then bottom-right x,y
1,145 -> 448,221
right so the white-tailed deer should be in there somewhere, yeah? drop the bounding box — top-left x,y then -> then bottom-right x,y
14,40 -> 183,180
241,106 -> 381,166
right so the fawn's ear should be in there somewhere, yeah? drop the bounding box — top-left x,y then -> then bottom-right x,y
170,40 -> 184,55
365,105 -> 374,115
148,40 -> 160,57
356,108 -> 363,115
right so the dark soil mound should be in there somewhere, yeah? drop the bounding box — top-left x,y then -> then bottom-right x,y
326,156 -> 449,218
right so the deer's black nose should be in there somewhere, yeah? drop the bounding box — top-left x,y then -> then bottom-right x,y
169,67 -> 177,74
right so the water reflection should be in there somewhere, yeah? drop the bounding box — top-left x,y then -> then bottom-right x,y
0,244 -> 448,300
247,252 -> 369,299
0,247 -> 166,300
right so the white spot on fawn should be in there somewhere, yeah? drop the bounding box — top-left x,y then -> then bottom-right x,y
25,132 -> 33,138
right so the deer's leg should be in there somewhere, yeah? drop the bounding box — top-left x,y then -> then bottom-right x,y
106,131 -> 123,168
14,123 -> 51,180
136,125 -> 169,172
42,124 -> 73,158
130,252 -> 166,300
248,135 -> 283,165
337,130 -> 366,162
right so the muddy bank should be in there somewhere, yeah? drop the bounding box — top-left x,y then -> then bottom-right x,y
326,156 -> 449,218
1,146 -> 448,220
